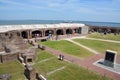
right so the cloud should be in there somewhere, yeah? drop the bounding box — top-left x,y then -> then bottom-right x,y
0,0 -> 52,10
0,0 -> 120,22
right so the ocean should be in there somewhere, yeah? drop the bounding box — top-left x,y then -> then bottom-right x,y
0,20 -> 120,27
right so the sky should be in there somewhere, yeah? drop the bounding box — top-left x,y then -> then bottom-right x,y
0,0 -> 120,22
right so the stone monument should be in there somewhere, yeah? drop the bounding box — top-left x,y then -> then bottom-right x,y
104,50 -> 117,68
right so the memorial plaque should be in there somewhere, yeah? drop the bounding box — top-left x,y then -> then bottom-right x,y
104,50 -> 117,67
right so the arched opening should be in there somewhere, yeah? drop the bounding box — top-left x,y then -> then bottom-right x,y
32,30 -> 42,38
66,29 -> 73,34
21,31 -> 28,39
56,29 -> 64,35
45,30 -> 54,36
74,27 -> 81,34
5,33 -> 8,36
74,28 -> 78,33
110,29 -> 116,33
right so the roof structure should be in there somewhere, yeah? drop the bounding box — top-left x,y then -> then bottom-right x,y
0,23 -> 85,33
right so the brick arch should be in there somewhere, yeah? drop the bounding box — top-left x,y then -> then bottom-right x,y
56,29 -> 64,35
45,29 -> 54,36
21,31 -> 28,39
32,30 -> 42,38
74,27 -> 81,33
66,28 -> 73,34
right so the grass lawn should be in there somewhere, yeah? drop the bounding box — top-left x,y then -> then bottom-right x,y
34,50 -> 111,80
34,49 -> 66,75
34,58 -> 67,75
39,40 -> 93,59
0,60 -> 26,80
74,38 -> 120,54
35,49 -> 54,62
87,32 -> 120,41
48,64 -> 111,80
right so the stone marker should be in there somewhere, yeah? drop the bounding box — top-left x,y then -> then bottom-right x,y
104,50 -> 117,68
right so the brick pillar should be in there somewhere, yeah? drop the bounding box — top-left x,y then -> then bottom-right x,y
27,30 -> 32,39
27,31 -> 29,39
19,31 -> 22,37
42,29 -> 45,37
72,28 -> 75,34
54,28 -> 57,36
63,28 -> 66,35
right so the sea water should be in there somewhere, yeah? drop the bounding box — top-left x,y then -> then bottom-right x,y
0,20 -> 120,27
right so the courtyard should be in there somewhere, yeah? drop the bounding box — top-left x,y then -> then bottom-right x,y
0,32 -> 120,80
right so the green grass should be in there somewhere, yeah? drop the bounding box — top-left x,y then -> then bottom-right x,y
48,64 -> 111,80
0,60 -> 26,80
34,58 -> 67,75
34,51 -> 111,80
34,49 -> 66,74
39,40 -> 93,59
87,32 -> 120,41
35,49 -> 54,62
74,39 -> 120,54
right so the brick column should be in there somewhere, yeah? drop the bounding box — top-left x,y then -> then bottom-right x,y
54,28 -> 57,36
27,30 -> 32,39
63,28 -> 66,35
41,29 -> 45,37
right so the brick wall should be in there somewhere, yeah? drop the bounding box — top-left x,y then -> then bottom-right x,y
0,53 -> 19,63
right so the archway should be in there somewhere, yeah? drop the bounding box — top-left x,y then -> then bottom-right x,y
74,27 -> 81,34
21,31 -> 28,39
45,30 -> 54,36
74,28 -> 78,33
32,30 -> 42,38
56,29 -> 64,35
66,29 -> 73,34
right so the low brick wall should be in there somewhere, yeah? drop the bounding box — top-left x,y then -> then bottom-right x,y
0,53 -> 19,63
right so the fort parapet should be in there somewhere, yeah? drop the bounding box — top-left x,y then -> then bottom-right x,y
0,23 -> 89,39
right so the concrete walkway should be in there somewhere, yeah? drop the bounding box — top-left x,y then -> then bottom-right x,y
33,57 -> 54,65
47,66 -> 66,75
66,36 -> 120,43
82,37 -> 120,43
66,39 -> 100,54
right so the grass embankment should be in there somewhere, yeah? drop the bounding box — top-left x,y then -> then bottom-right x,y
39,40 -> 93,59
0,60 -> 26,80
87,32 -> 120,41
34,50 -> 111,80
74,39 -> 120,54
